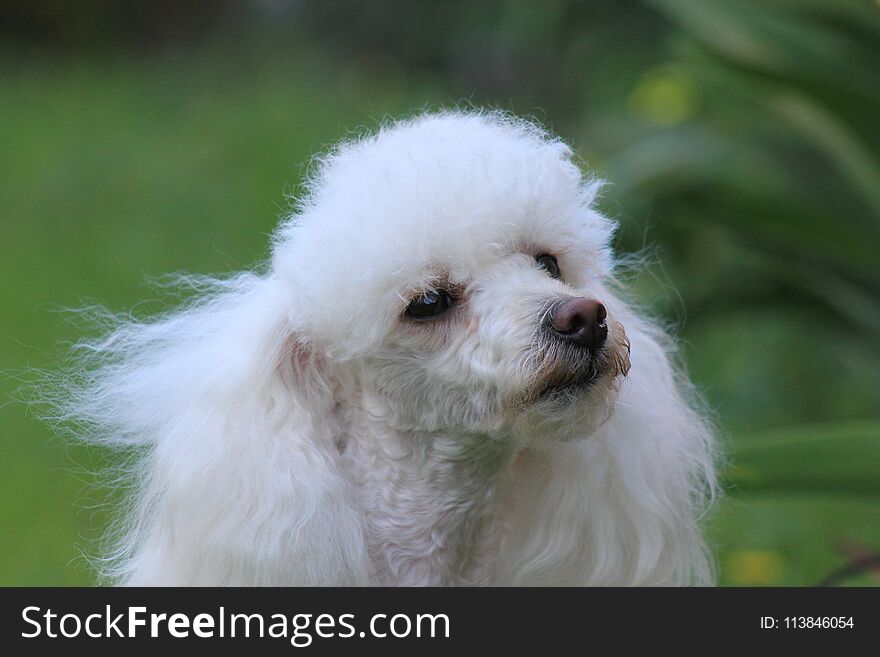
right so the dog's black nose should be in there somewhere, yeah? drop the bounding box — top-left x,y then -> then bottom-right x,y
549,297 -> 608,351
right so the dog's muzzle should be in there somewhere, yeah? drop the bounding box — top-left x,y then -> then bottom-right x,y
521,297 -> 629,405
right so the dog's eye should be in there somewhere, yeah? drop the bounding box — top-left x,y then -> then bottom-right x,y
536,254 -> 561,280
405,290 -> 455,320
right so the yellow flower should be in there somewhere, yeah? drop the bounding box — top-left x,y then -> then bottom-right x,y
726,550 -> 785,585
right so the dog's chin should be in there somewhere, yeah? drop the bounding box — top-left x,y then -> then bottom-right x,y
503,369 -> 619,448
523,353 -> 610,411
534,371 -> 601,408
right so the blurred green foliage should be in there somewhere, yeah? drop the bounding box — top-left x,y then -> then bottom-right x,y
1,0 -> 878,585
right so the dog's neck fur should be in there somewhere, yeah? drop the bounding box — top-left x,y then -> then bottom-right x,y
340,389 -> 516,586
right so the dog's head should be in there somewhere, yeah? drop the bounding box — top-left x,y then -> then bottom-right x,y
64,110 -> 716,586
272,112 -> 630,446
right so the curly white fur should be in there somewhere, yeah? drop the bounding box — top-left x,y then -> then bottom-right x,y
60,111 -> 718,586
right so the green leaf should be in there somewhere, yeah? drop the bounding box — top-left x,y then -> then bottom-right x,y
647,0 -> 880,96
770,92 -> 880,221
727,420 -> 880,498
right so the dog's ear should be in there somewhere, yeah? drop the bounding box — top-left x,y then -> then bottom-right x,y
63,274 -> 370,584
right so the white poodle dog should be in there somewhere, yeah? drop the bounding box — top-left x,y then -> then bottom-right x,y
65,111 -> 717,586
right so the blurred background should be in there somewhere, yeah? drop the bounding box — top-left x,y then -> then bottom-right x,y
1,0 -> 879,586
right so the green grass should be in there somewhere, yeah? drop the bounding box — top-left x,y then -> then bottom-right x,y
2,37 -> 878,586
0,43 -> 448,585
